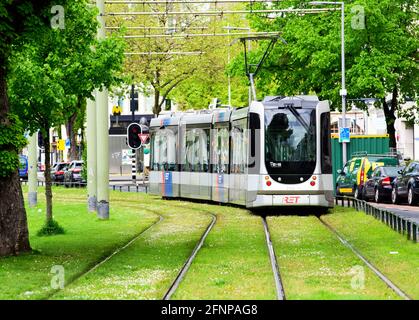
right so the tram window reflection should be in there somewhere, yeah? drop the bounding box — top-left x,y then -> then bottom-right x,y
185,128 -> 210,173
212,126 -> 229,174
151,127 -> 177,171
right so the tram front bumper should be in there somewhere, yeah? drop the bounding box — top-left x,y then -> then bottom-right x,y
249,194 -> 333,208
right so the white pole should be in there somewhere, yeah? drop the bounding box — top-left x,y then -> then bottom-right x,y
86,97 -> 97,212
340,2 -> 347,164
96,0 -> 110,219
227,25 -> 231,107
28,132 -> 38,207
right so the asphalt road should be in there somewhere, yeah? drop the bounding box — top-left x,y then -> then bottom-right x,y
371,202 -> 419,225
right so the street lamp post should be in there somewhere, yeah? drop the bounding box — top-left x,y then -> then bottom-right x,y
310,1 -> 347,164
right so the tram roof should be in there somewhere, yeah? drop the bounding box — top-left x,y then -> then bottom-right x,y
262,95 -> 320,108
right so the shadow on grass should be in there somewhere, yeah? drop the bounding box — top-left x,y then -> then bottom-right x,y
250,206 -> 332,217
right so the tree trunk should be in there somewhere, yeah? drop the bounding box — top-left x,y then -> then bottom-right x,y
382,88 -> 398,150
43,127 -> 53,223
66,112 -> 78,161
0,63 -> 31,256
153,89 -> 161,116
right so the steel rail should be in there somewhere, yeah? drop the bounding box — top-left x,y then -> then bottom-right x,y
163,213 -> 217,300
105,8 -> 339,16
262,217 -> 286,300
317,216 -> 412,300
46,209 -> 164,300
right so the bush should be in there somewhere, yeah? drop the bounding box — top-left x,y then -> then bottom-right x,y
37,219 -> 65,236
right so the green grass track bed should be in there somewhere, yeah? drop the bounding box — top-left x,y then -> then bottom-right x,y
173,205 -> 276,300
322,206 -> 419,299
51,196 -> 213,299
0,187 -> 159,300
267,214 -> 400,300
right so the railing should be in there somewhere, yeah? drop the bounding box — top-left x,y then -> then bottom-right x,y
335,196 -> 418,243
20,180 -> 149,193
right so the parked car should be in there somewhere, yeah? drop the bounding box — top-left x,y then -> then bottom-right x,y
391,161 -> 419,206
363,166 -> 403,203
51,162 -> 69,182
64,160 -> 84,187
18,155 -> 28,180
336,154 -> 399,199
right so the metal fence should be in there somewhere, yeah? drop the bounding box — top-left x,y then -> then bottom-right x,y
20,180 -> 149,193
336,196 -> 418,243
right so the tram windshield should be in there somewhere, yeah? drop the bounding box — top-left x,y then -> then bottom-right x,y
265,107 -> 316,175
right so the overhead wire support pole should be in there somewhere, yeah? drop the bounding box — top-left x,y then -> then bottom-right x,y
309,1 -> 347,163
96,0 -> 110,220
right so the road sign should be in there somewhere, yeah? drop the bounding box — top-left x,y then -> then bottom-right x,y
57,139 -> 65,151
139,133 -> 149,145
339,127 -> 350,143
65,138 -> 70,148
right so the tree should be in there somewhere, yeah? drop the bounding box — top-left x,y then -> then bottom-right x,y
8,0 -> 125,233
0,0 -> 62,256
240,0 -> 418,148
108,1 -> 243,114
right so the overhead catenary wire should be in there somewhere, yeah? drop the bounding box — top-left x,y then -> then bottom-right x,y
105,0 -> 286,4
124,51 -> 205,55
106,26 -> 210,30
105,8 -> 339,16
123,31 -> 280,39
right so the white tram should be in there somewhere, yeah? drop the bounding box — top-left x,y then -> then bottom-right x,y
149,95 -> 334,209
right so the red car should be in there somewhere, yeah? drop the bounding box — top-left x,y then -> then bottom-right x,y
51,162 -> 70,182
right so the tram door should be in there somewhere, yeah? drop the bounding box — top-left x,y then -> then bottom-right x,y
211,124 -> 230,203
152,127 -> 178,197
230,118 -> 248,205
183,126 -> 211,200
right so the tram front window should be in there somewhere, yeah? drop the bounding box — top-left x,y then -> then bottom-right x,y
265,108 -> 316,179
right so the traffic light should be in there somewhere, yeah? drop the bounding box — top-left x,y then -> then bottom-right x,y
130,85 -> 138,112
127,123 -> 142,149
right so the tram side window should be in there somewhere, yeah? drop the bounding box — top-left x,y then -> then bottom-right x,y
321,112 -> 333,174
231,119 -> 248,174
212,126 -> 229,173
185,128 -> 210,172
151,128 -> 177,171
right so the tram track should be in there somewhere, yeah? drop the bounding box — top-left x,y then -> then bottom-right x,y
47,192 -> 409,300
262,217 -> 286,300
317,215 -> 412,300
163,212 -> 217,300
46,195 -> 218,300
46,205 -> 164,300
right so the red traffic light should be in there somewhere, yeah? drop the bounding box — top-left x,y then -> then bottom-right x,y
127,123 -> 142,149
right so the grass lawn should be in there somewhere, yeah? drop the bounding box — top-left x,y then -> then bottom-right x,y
322,206 -> 419,299
0,187 -> 159,300
267,214 -> 400,300
173,205 -> 276,300
51,196 -> 213,300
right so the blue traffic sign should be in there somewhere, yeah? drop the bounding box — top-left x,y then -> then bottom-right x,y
339,127 -> 350,143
